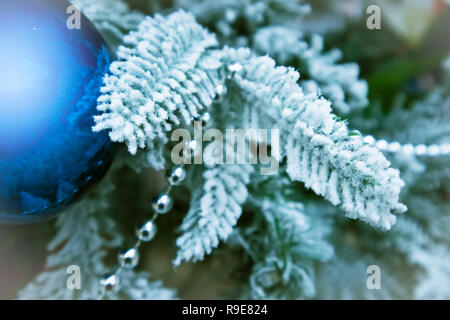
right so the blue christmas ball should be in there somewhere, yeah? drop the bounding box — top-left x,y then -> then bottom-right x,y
0,0 -> 116,223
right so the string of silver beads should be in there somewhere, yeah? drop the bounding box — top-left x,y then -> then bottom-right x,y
97,161 -> 203,298
97,164 -> 187,299
96,64 -> 238,299
361,134 -> 450,157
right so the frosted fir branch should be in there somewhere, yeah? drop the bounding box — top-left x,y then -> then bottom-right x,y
174,162 -> 254,266
249,257 -> 316,299
254,27 -> 368,114
177,0 -> 367,115
177,0 -> 311,42
72,0 -> 144,50
312,200 -> 416,300
236,191 -> 334,299
114,270 -> 176,300
314,196 -> 448,300
357,216 -> 450,299
93,10 -> 223,169
379,62 -> 450,148
219,48 -> 405,230
368,55 -> 450,203
405,191 -> 450,241
316,252 -> 405,299
283,101 -> 405,231
412,245 -> 450,299
18,173 -> 175,300
382,57 -> 450,299
18,177 -> 120,299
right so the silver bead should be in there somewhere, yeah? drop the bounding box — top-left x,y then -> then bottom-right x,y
118,248 -> 139,269
136,220 -> 157,242
440,143 -> 450,155
362,135 -> 375,145
402,143 -> 414,155
100,273 -> 120,293
167,166 -> 187,186
415,144 -> 427,155
376,139 -> 388,150
152,193 -> 173,214
427,144 -> 440,156
387,141 -> 401,153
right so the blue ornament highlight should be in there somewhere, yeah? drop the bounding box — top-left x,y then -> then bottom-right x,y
0,0 -> 116,223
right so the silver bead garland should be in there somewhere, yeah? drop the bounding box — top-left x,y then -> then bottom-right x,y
97,169 -> 183,299
362,134 -> 450,157
95,62 -> 237,299
98,181 -> 179,298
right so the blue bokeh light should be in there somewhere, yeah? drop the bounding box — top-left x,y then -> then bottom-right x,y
0,0 -> 116,223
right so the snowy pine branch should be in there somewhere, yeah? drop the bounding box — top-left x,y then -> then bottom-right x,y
234,183 -> 334,299
18,173 -> 175,300
178,0 -> 367,114
219,48 -> 406,230
381,57 -> 450,147
18,178 -> 122,299
177,0 -> 311,42
174,162 -> 254,265
93,11 -> 224,169
18,178 -> 118,299
412,244 -> 450,299
73,0 -> 144,50
254,27 -> 368,114
118,269 -> 176,300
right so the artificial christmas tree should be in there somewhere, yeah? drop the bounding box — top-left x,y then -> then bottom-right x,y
0,0 -> 447,300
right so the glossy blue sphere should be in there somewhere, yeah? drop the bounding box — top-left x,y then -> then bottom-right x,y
0,0 -> 116,223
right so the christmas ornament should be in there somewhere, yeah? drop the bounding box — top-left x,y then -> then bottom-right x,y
0,0 -> 116,223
